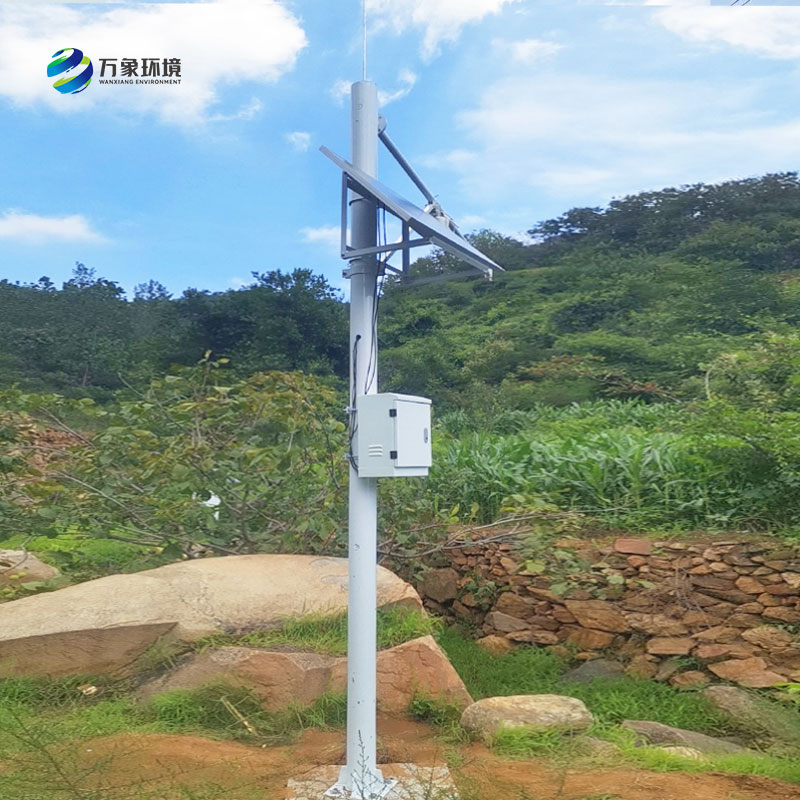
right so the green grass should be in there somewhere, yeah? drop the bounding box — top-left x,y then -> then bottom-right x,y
0,533 -> 172,585
438,627 -> 800,786
438,627 -> 728,735
608,727 -> 800,784
195,606 -> 438,657
0,679 -> 347,800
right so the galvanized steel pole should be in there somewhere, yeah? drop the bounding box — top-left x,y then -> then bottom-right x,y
336,79 -> 386,799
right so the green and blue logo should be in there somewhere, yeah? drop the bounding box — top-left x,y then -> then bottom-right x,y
47,48 -> 93,94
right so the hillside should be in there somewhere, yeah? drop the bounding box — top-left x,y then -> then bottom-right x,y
2,172 -> 800,407
380,171 -> 800,409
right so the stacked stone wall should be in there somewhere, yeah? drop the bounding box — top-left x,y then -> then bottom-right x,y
418,537 -> 800,688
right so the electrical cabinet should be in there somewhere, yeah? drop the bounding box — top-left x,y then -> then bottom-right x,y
356,393 -> 432,478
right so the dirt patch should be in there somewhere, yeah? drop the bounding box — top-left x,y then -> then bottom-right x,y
72,718 -> 800,800
460,748 -> 800,800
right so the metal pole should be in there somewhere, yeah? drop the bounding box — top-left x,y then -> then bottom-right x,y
333,80 -> 391,800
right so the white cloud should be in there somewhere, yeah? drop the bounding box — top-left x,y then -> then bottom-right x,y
0,210 -> 105,243
207,98 -> 263,123
378,68 -> 417,106
442,71 -> 800,219
230,276 -> 249,289
301,225 -> 340,248
0,1 -> 306,126
367,0 -> 520,59
286,130 -> 312,151
495,38 -> 564,64
330,78 -> 351,106
654,6 -> 800,59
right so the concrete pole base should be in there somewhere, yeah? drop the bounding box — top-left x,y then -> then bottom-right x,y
286,763 -> 458,800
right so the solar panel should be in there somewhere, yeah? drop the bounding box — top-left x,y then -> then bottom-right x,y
320,146 -> 503,278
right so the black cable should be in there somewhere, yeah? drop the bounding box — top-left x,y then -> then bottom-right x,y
348,334 -> 361,471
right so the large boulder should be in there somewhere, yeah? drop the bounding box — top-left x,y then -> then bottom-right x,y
0,555 -> 421,679
138,648 -> 339,709
139,635 -> 471,714
0,549 -> 60,586
620,720 -> 748,755
703,685 -> 799,746
460,695 -> 593,739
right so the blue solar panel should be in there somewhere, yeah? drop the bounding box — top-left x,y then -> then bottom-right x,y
321,146 -> 503,278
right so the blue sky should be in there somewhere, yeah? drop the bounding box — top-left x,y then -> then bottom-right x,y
1,0 -> 800,296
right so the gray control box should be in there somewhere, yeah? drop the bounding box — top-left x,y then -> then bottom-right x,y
356,393 -> 432,478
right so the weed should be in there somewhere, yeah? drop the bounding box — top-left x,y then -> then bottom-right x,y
143,683 -> 345,744
407,693 -> 470,744
490,726 -> 566,758
195,606 -> 438,657
438,628 -> 728,735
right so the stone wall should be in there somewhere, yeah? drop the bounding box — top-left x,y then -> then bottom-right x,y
418,537 -> 800,689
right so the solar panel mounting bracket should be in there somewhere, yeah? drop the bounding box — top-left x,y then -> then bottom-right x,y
322,144 -> 503,283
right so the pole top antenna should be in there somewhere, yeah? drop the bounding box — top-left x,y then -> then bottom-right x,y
362,0 -> 367,81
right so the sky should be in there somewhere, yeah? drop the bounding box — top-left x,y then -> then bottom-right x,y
1,0 -> 800,296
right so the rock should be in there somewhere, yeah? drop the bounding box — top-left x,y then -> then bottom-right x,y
138,647 -> 340,709
654,658 -> 684,682
708,657 -> 786,688
499,557 -> 518,573
627,556 -> 648,568
736,602 -> 764,615
669,671 -> 709,689
626,655 -> 658,679
476,635 -> 514,656
681,610 -> 716,626
420,568 -> 459,603
655,746 -> 708,761
141,635 -> 471,714
646,637 -> 694,656
461,695 -> 593,738
624,613 -> 688,637
734,577 -> 766,595
614,538 -> 653,556
551,606 -> 577,624
740,625 -> 794,650
564,600 -> 630,633
485,611 -> 528,633
691,626 -> 739,643
572,736 -> 623,759
367,635 -> 474,713
756,592 -> 781,607
0,555 -> 421,678
694,643 -> 756,662
0,550 -> 60,585
561,658 -> 624,683
763,606 -> 800,623
703,685 -> 798,745
762,584 -> 797,595
520,630 -> 560,646
494,592 -> 532,619
566,628 -> 615,650
781,572 -> 800,589
726,613 -> 767,629
723,550 -> 757,568
620,720 -> 747,755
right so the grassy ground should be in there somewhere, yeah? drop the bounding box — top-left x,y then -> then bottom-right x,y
194,606 -> 440,657
435,627 -> 800,784
3,613 -> 800,797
